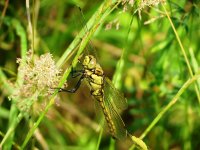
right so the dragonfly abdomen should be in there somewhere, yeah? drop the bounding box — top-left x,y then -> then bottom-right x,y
88,74 -> 117,138
82,55 -> 126,139
97,98 -> 116,138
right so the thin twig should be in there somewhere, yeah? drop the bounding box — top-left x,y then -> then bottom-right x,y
26,0 -> 33,51
0,0 -> 9,28
129,74 -> 200,150
162,3 -> 200,104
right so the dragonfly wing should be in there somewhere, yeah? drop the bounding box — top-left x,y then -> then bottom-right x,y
93,97 -> 104,122
103,93 -> 127,139
104,77 -> 127,111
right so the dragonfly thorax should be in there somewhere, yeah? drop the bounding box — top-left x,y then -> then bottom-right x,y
82,55 -> 104,94
82,55 -> 104,76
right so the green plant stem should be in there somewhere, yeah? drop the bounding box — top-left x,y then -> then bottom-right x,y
26,0 -> 34,51
21,98 -> 55,149
0,0 -> 9,28
96,127 -> 103,150
0,69 -> 15,149
0,68 -> 14,94
2,16 -> 28,149
189,48 -> 200,89
56,0 -> 121,68
108,138 -> 115,150
113,9 -> 134,88
20,66 -> 71,149
0,131 -> 20,150
162,3 -> 200,104
129,74 -> 200,150
139,74 -> 200,139
0,113 -> 23,148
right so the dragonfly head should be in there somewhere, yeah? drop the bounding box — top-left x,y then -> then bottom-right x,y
82,55 -> 96,70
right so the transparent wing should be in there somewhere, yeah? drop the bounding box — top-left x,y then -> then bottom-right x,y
104,77 -> 127,111
103,92 -> 127,139
75,7 -> 98,60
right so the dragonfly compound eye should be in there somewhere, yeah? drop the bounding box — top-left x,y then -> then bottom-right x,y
83,56 -> 90,67
83,55 -> 96,69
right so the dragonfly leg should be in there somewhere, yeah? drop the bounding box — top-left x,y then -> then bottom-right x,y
71,67 -> 84,78
59,74 -> 84,93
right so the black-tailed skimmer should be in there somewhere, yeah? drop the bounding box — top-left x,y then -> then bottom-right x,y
59,55 -> 127,139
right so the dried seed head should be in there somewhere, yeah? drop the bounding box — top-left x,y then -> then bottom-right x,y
105,19 -> 120,31
137,0 -> 165,11
106,0 -> 165,31
9,50 -> 61,113
121,0 -> 165,19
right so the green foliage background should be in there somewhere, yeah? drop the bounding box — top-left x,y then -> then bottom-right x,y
0,0 -> 200,149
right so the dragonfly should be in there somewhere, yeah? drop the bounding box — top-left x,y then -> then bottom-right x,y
58,7 -> 127,139
58,54 -> 128,139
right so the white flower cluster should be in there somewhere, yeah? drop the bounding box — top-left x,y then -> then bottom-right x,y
10,50 -> 61,113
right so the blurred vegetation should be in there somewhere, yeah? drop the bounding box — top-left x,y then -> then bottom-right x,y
0,0 -> 200,150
